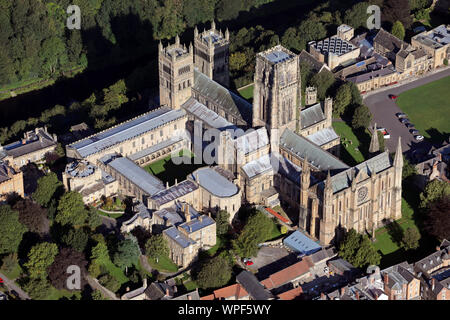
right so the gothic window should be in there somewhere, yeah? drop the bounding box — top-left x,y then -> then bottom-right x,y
160,130 -> 163,137
178,65 -> 190,75
142,137 -> 145,145
163,64 -> 171,74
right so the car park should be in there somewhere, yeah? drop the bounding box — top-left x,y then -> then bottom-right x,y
410,129 -> 419,135
377,128 -> 390,139
396,113 -> 407,118
405,123 -> 415,128
400,118 -> 409,124
415,135 -> 424,141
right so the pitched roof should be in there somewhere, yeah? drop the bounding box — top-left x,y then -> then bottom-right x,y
182,97 -> 236,130
235,127 -> 269,155
301,103 -> 326,129
262,259 -> 313,290
280,129 -> 349,172
193,69 -> 252,124
242,154 -> 274,179
172,290 -> 201,300
4,129 -> 57,158
236,271 -> 274,300
373,28 -> 409,53
211,284 -> 249,300
0,161 -> 17,184
191,167 -> 239,198
306,127 -> 340,147
277,286 -> 303,300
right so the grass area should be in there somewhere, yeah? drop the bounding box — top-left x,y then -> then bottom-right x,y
238,84 -> 254,102
148,255 -> 178,273
332,121 -> 366,165
207,236 -> 226,256
93,207 -> 124,219
2,263 -> 23,280
45,287 -> 81,300
183,280 -> 199,292
144,150 -> 204,185
396,76 -> 450,144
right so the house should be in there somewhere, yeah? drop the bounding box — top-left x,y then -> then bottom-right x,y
200,283 -> 250,300
382,262 -> 421,300
327,258 -> 360,281
0,160 -> 24,201
236,271 -> 274,300
411,25 -> 450,69
261,259 -> 313,293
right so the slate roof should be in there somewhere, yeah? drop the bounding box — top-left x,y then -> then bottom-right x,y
179,215 -> 215,234
308,247 -> 337,264
347,66 -> 396,84
277,286 -> 303,300
3,129 -> 56,158
150,180 -> 199,207
235,127 -> 269,155
241,154 -> 274,179
0,161 -> 17,183
280,129 -> 349,172
182,97 -> 237,130
171,290 -> 201,300
306,127 -> 340,147
321,151 -> 392,194
108,157 -> 165,196
301,103 -> 326,129
144,282 -> 174,300
191,167 -> 239,197
163,226 -> 196,249
236,271 -> 274,300
193,69 -> 252,124
128,137 -> 184,161
373,28 -> 409,53
69,107 -> 186,158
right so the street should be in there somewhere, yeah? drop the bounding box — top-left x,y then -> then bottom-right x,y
363,67 -> 450,156
0,272 -> 31,300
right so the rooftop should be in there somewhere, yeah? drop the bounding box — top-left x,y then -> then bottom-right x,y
306,127 -> 340,146
235,127 -> 269,155
413,25 -> 450,49
107,157 -> 165,196
236,271 -> 274,300
191,167 -> 239,198
179,214 -> 215,234
241,154 -> 274,179
312,35 -> 357,56
164,226 -> 196,249
3,128 -> 56,158
301,102 -> 326,129
262,259 -> 313,290
283,230 -> 322,255
150,180 -> 199,207
69,107 -> 186,158
182,97 -> 236,130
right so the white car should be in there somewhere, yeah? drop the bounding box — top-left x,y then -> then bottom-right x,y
415,135 -> 424,142
377,128 -> 391,139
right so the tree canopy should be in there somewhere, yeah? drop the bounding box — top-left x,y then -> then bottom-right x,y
424,196 -> 450,241
215,210 -> 231,236
13,199 -> 49,234
419,180 -> 450,209
24,242 -> 59,279
113,236 -> 141,270
56,192 -> 88,227
47,247 -> 88,291
338,229 -> 381,268
145,234 -> 169,260
32,173 -> 63,208
195,255 -> 232,290
0,205 -> 27,255
391,21 -> 406,40
352,104 -> 373,129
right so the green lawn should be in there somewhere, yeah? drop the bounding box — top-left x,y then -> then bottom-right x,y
95,208 -> 124,219
45,287 -> 81,300
183,280 -> 198,292
332,121 -> 366,165
207,236 -> 226,256
2,263 -> 22,280
144,150 -> 204,185
238,84 -> 254,102
148,255 -> 178,273
396,76 -> 450,144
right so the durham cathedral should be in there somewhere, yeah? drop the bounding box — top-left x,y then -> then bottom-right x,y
157,21 -> 403,245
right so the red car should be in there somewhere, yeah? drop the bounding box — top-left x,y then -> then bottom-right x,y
244,261 -> 254,266
0,277 -> 4,284
389,94 -> 398,100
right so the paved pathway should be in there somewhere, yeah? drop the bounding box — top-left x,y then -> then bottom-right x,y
363,67 -> 450,154
0,272 -> 31,300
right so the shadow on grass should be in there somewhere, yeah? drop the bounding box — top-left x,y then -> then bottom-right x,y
385,221 -> 404,248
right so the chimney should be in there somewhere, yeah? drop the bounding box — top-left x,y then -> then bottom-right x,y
143,278 -> 148,288
185,203 -> 191,222
374,292 -> 379,300
431,278 -> 436,291
166,288 -> 170,296
166,181 -> 169,189
187,295 -> 192,300
175,178 -> 178,186
199,215 -> 203,223
384,273 -> 389,285
436,246 -> 441,251
340,287 -> 346,296
208,211 -> 211,218
320,292 -> 326,300
355,291 -> 360,300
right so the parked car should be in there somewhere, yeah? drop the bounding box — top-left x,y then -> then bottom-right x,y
415,135 -> 424,141
400,118 -> 409,124
0,277 -> 3,285
244,260 -> 254,266
389,94 -> 398,100
410,129 -> 419,135
406,123 -> 415,128
396,112 -> 407,118
377,128 -> 391,139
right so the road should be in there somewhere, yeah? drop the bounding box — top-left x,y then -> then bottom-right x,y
0,272 -> 31,300
363,67 -> 450,156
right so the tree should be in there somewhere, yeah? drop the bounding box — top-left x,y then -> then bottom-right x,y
195,255 -> 232,290
352,104 -> 373,129
13,199 -> 48,234
145,234 -> 169,260
334,83 -> 352,116
232,210 -> 274,258
383,0 -> 413,28
343,2 -> 370,29
216,210 -> 230,236
32,173 -> 63,207
391,21 -> 405,40
0,205 -> 27,254
47,247 -> 88,291
1,253 -> 19,274
216,0 -> 243,21
229,52 -> 248,72
24,242 -> 58,279
297,19 -> 327,44
281,27 -> 304,52
113,236 -> 140,270
98,273 -> 121,293
56,192 -> 88,227
22,277 -> 52,300
86,207 -> 102,230
419,180 -> 450,209
402,227 -> 421,250
310,70 -> 336,100
338,229 -> 381,268
402,156 -> 418,179
62,228 -> 89,253
424,196 -> 450,240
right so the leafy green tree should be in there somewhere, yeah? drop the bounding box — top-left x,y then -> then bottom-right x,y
216,0 -> 243,21
0,253 -> 19,274
0,205 -> 27,254
343,2 -> 370,29
91,290 -> 107,300
195,255 -> 232,290
98,273 -> 121,293
229,52 -> 248,72
113,236 -> 140,270
91,240 -> 110,262
56,192 -> 88,227
297,18 -> 327,45
402,227 -> 421,250
391,21 -> 405,40
23,277 -> 52,300
424,196 -> 450,240
24,242 -> 58,279
419,180 -> 450,209
402,156 -> 418,179
310,70 -> 336,100
62,228 -> 89,253
281,27 -> 304,52
232,210 -> 274,258
383,0 -> 413,28
338,229 -> 381,268
351,104 -> 373,129
86,207 -> 102,230
32,173 -> 63,207
334,83 -> 352,116
145,234 -> 169,260
216,210 -> 231,236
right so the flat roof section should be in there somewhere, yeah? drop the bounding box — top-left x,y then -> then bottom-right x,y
192,167 -> 239,198
264,50 -> 293,64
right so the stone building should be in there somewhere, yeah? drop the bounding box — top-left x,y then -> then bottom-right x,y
382,262 -> 421,300
305,87 -> 317,106
0,160 -> 24,201
0,127 -> 58,169
194,21 -> 230,87
411,25 -> 450,69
